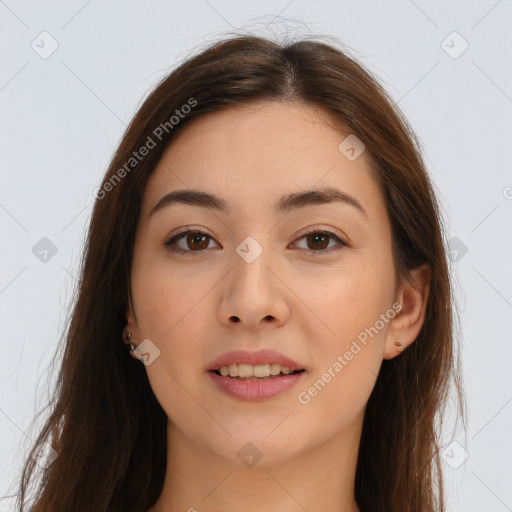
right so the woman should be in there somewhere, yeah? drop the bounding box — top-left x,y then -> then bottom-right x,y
14,33 -> 464,512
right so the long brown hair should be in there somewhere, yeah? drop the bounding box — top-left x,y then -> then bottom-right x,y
10,33 -> 464,512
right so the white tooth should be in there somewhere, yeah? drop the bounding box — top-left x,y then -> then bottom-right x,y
222,363 -> 296,378
269,363 -> 282,376
253,364 -> 270,377
237,363 -> 253,378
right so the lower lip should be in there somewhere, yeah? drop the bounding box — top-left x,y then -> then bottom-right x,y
207,370 -> 306,401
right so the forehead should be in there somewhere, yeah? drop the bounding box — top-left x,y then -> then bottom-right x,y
160,101 -> 350,170
141,101 -> 385,220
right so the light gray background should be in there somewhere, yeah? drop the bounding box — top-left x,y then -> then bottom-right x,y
1,1 -> 511,511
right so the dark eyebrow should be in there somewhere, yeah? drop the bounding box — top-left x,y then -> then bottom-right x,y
149,186 -> 367,218
275,187 -> 367,217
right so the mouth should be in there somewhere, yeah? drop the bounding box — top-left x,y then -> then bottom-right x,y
207,362 -> 307,400
206,350 -> 307,400
210,363 -> 306,381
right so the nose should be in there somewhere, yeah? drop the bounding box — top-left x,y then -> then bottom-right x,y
217,240 -> 290,330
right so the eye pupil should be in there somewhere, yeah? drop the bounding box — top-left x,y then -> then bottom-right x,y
307,233 -> 329,250
188,233 -> 209,250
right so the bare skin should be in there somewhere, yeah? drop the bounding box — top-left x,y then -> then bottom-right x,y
125,101 -> 429,512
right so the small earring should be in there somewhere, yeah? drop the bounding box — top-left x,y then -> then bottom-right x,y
125,332 -> 138,352
394,339 -> 403,348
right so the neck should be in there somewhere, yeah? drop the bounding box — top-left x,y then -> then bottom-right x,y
148,414 -> 363,512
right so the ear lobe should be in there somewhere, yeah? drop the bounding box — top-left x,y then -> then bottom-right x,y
383,263 -> 431,360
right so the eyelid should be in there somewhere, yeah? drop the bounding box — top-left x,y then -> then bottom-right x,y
289,226 -> 350,255
166,225 -> 216,241
293,224 -> 349,245
163,226 -> 220,255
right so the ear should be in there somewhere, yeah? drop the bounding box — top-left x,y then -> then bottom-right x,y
383,263 -> 431,360
124,294 -> 141,360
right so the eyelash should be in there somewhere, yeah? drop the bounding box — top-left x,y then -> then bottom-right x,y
163,226 -> 349,257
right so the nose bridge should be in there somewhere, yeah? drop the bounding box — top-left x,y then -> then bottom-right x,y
219,233 -> 287,328
232,234 -> 275,299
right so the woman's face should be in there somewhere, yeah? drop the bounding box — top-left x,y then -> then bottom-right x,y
128,101 -> 402,466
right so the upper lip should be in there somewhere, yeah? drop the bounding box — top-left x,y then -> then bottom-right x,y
206,349 -> 306,372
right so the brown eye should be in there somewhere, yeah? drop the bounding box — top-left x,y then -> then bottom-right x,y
293,229 -> 349,256
163,229 -> 218,255
185,233 -> 209,250
305,233 -> 330,251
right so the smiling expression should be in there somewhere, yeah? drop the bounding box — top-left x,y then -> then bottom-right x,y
127,101 -> 399,465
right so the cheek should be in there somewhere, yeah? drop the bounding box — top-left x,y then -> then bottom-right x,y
306,253 -> 395,344
295,253 -> 394,417
131,260 -> 212,424
131,253 -> 204,337
296,292 -> 387,434
130,262 -> 198,394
